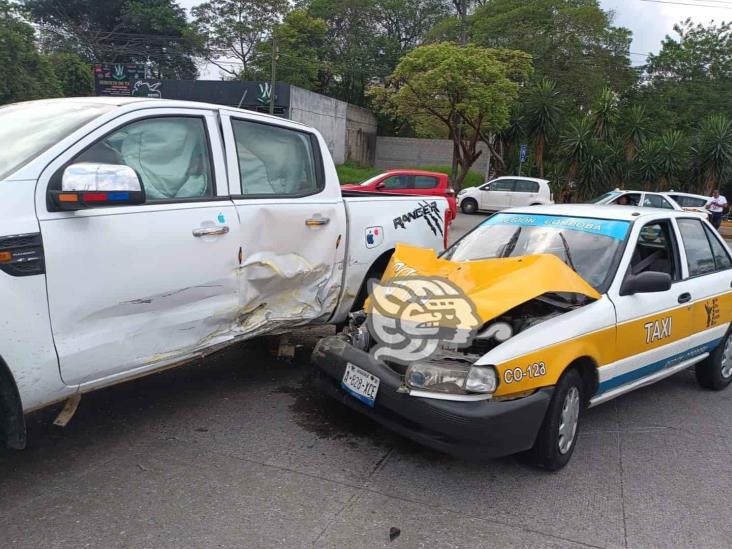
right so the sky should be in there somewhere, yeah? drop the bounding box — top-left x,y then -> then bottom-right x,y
177,0 -> 732,79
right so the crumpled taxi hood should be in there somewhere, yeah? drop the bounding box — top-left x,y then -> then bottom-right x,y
377,244 -> 601,322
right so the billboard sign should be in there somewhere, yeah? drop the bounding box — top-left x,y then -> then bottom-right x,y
94,63 -> 147,96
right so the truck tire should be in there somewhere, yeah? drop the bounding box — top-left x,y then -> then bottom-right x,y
527,368 -> 583,470
461,199 -> 478,214
695,329 -> 732,391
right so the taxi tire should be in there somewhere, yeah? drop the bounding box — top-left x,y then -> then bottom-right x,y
527,368 -> 584,471
461,199 -> 478,214
695,330 -> 732,391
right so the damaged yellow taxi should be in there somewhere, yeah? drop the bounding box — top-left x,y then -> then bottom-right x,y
312,205 -> 732,469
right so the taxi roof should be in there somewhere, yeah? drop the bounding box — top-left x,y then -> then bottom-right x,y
504,203 -> 696,222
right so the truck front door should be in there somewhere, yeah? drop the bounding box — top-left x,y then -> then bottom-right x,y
36,108 -> 241,386
220,112 -> 346,334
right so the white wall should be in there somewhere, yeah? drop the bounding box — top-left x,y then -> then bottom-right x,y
289,86 -> 347,164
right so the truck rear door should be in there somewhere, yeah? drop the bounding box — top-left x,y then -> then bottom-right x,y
220,111 -> 346,331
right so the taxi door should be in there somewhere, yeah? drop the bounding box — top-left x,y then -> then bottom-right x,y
604,217 -> 695,393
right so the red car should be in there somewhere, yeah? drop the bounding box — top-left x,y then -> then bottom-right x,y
341,170 -> 457,221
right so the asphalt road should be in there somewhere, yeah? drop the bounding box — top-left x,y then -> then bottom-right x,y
1,214 -> 731,549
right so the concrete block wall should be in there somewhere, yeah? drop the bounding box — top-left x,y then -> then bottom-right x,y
375,137 -> 491,175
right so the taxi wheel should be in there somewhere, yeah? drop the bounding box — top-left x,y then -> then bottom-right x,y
528,368 -> 584,471
461,199 -> 478,214
695,331 -> 732,391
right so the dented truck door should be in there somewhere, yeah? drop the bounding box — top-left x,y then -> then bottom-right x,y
220,111 -> 347,333
36,108 -> 241,386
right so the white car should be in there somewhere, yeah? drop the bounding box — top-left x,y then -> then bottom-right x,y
0,97 -> 450,449
663,191 -> 713,219
457,176 -> 553,214
592,190 -> 712,220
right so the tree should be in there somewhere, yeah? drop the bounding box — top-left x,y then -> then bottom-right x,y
369,42 -> 532,188
192,0 -> 288,79
49,52 -> 94,96
0,1 -> 61,105
618,104 -> 649,162
634,140 -> 662,191
470,0 -> 635,109
692,114 -> 732,195
560,116 -> 593,183
524,78 -> 561,178
636,20 -> 732,132
25,0 -> 200,78
655,130 -> 687,190
592,86 -> 618,141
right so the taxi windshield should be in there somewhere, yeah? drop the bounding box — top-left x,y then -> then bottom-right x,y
590,191 -> 620,204
443,213 -> 630,291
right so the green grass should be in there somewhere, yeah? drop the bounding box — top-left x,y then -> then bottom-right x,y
336,162 -> 485,187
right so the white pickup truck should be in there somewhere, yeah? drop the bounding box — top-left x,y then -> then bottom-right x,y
0,97 -> 449,449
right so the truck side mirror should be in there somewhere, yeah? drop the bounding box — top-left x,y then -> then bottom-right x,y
49,163 -> 146,211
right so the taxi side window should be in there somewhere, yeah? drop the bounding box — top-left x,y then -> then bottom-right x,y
629,220 -> 679,279
677,218 -> 719,277
704,225 -> 732,271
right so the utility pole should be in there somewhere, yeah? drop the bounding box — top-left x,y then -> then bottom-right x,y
450,0 -> 468,188
269,35 -> 278,115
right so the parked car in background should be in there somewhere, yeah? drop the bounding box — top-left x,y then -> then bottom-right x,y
457,176 -> 553,214
0,97 -> 450,450
663,191 -> 713,219
592,190 -> 676,209
591,189 -> 711,220
341,170 -> 457,220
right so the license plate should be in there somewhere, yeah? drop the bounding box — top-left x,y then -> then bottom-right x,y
341,363 -> 380,407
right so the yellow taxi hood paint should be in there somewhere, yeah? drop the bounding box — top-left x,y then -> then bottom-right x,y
378,244 -> 601,323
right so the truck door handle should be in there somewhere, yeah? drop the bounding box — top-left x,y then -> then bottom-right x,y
306,217 -> 330,227
678,292 -> 691,304
192,226 -> 230,237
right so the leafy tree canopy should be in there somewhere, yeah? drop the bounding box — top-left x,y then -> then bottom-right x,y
369,42 -> 532,187
0,1 -> 61,105
470,0 -> 635,109
23,0 -> 199,78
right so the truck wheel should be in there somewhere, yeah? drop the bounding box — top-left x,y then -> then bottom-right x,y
527,368 -> 583,470
695,330 -> 732,391
461,199 -> 478,214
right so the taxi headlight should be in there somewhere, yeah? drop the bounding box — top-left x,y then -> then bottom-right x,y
466,365 -> 498,393
457,189 -> 467,196
405,361 -> 497,394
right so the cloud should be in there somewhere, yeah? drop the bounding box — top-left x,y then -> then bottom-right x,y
601,0 -> 730,61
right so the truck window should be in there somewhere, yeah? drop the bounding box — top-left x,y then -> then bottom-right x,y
71,117 -> 214,200
232,119 -> 320,196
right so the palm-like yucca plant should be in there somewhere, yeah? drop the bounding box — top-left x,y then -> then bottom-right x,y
655,130 -> 688,190
620,104 -> 649,162
634,139 -> 663,190
560,116 -> 593,183
592,87 -> 619,142
692,114 -> 732,194
576,139 -> 615,200
524,78 -> 562,178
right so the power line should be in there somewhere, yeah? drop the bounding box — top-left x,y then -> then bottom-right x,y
640,0 -> 732,9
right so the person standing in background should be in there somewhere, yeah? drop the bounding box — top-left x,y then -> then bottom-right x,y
706,190 -> 728,230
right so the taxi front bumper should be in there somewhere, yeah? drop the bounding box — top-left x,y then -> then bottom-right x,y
311,336 -> 554,460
